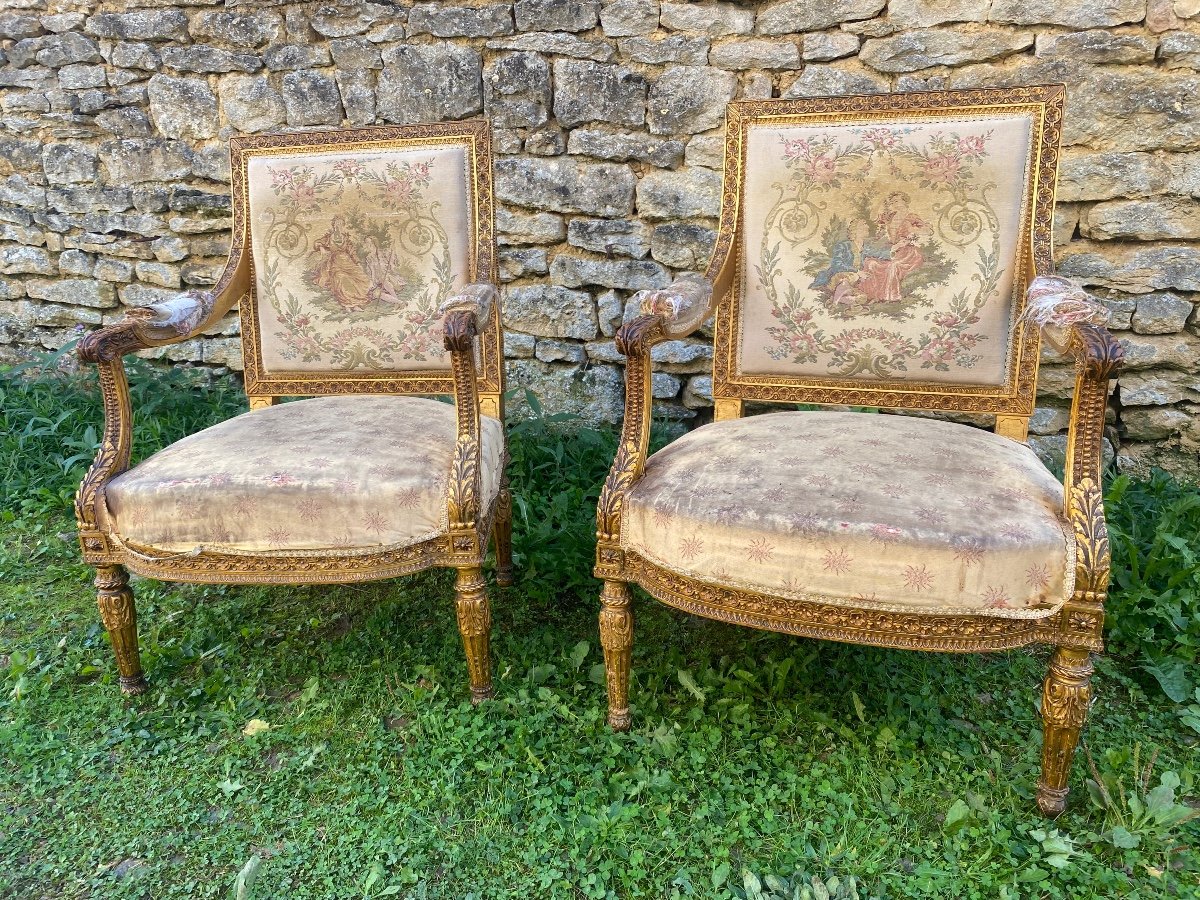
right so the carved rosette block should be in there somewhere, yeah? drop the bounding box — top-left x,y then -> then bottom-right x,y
1037,647 -> 1094,816
95,565 -> 147,695
599,580 -> 634,731
454,567 -> 493,703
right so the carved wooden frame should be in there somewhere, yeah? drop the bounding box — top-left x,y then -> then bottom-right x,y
710,86 -> 1065,423
75,121 -> 510,705
594,88 -> 1122,816
229,120 -> 503,415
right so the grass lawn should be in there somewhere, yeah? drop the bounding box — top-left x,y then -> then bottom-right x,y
1,358 -> 1197,899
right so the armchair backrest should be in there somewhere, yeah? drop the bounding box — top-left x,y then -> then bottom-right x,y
710,86 -> 1063,425
228,121 -> 501,405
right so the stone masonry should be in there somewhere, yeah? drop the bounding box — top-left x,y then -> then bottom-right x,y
1,0 -> 1199,476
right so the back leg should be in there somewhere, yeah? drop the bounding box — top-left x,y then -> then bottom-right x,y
95,565 -> 148,695
492,479 -> 514,587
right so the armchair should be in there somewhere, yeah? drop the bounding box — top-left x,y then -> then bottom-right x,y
595,87 -> 1122,815
76,121 -> 510,703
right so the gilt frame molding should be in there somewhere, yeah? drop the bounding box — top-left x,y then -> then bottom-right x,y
709,85 -> 1066,417
228,121 -> 503,403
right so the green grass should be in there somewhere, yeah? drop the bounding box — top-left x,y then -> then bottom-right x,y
1,359 -> 1198,899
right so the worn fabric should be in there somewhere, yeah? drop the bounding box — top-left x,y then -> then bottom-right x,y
246,144 -> 473,374
632,273 -> 714,336
622,411 -> 1074,618
738,113 -> 1035,386
102,396 -> 504,555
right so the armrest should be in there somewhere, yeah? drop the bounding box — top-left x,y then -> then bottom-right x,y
78,246 -> 249,364
75,248 -> 249,553
1023,275 -> 1123,597
438,282 -> 497,332
627,273 -> 713,339
595,314 -> 668,573
441,283 -> 498,539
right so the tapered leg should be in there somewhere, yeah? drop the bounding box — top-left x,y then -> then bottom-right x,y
492,484 -> 514,588
599,580 -> 633,731
95,565 -> 148,695
1037,647 -> 1094,816
454,566 -> 494,703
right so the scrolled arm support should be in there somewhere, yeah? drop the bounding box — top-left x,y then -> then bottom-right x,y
595,314 -> 668,575
441,286 -> 498,543
1059,322 -> 1123,601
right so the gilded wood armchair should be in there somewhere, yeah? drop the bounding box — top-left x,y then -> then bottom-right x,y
76,121 -> 510,703
595,87 -> 1122,814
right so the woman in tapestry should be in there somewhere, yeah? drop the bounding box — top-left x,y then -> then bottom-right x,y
828,193 -> 933,311
308,216 -> 374,313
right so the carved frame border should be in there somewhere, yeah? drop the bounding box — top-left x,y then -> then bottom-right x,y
710,85 -> 1065,417
230,121 -> 502,401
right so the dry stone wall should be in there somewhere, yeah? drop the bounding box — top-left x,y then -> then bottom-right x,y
1,0 -> 1199,475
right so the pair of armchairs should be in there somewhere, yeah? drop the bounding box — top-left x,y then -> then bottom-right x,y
76,87 -> 1120,815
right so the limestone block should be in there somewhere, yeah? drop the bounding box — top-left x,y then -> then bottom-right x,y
504,284 -> 599,338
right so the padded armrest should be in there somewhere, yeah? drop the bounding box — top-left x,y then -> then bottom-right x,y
628,273 -> 713,338
439,282 -> 498,328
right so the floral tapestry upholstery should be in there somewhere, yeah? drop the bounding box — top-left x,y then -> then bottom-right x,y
246,144 -> 473,374
621,411 -> 1073,618
100,396 -> 504,555
738,113 -> 1035,386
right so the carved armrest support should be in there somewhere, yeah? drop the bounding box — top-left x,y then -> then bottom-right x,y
596,315 -> 668,561
442,286 -> 498,538
1059,322 -> 1123,598
628,273 -> 714,339
439,282 -> 498,337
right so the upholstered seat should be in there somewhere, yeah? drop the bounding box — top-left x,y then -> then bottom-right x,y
102,396 -> 504,555
622,411 -> 1072,618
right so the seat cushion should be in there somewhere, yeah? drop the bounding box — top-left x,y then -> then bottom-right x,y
101,396 -> 503,555
621,411 -> 1074,618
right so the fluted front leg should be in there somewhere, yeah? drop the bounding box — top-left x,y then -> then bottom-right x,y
1037,647 -> 1094,816
95,565 -> 147,695
454,566 -> 494,703
599,580 -> 633,731
493,482 -> 514,587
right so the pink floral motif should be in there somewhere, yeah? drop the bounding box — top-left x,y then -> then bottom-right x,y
903,564 -> 934,592
266,526 -> 291,548
870,523 -> 903,544
395,487 -> 422,508
335,478 -> 357,493
915,505 -> 946,525
805,154 -> 838,184
363,511 -> 388,535
923,472 -> 953,487
805,474 -> 835,489
923,154 -> 960,184
1025,563 -> 1051,589
999,522 -> 1031,541
880,483 -> 906,499
652,506 -> 672,528
233,496 -> 259,517
822,547 -> 852,575
297,498 -> 323,522
746,538 -> 774,563
310,457 -> 332,469
983,585 -> 1013,608
764,485 -> 788,503
679,535 -> 704,562
952,539 -> 984,567
269,471 -> 297,486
